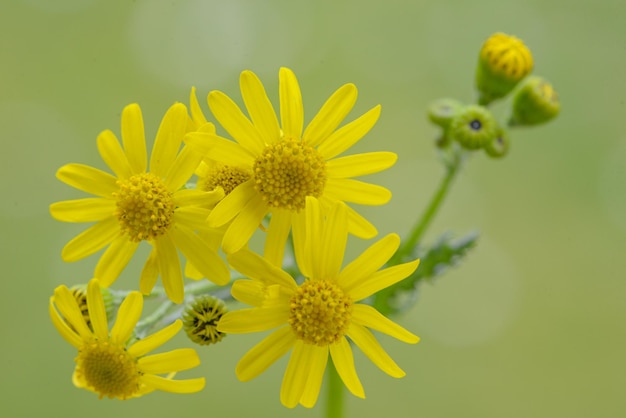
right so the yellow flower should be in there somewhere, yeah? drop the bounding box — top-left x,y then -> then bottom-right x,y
185,67 -> 397,263
218,198 -> 420,408
49,279 -> 205,399
50,103 -> 230,303
476,32 -> 533,104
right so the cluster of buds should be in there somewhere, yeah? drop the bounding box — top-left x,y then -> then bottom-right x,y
428,32 -> 560,158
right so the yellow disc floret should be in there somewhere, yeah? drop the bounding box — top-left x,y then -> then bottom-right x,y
114,173 -> 175,242
288,280 -> 352,346
199,165 -> 251,196
253,138 -> 326,210
75,340 -> 141,399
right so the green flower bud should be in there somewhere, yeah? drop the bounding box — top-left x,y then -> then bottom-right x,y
427,98 -> 464,129
449,105 -> 498,150
182,295 -> 228,346
476,32 -> 533,105
484,127 -> 510,158
510,76 -> 560,126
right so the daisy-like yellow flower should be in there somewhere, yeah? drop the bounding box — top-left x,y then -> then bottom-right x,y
49,279 -> 205,399
185,67 -> 397,264
218,198 -> 420,408
50,103 -> 230,303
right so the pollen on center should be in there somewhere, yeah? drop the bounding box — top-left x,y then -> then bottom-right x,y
114,173 -> 175,242
75,340 -> 141,400
288,279 -> 352,346
253,137 -> 326,211
199,165 -> 251,196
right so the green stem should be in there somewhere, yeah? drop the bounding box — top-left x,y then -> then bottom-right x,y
397,148 -> 464,259
325,361 -> 344,418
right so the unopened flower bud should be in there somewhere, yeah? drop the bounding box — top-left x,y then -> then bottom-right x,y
476,32 -> 533,105
427,98 -> 464,129
449,105 -> 498,150
484,127 -> 510,158
510,76 -> 560,126
183,295 -> 228,346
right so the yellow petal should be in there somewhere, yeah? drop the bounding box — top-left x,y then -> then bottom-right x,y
94,235 -> 139,287
291,209 -> 310,278
279,67 -> 304,140
263,209 -> 292,267
352,304 -> 420,344
326,152 -> 397,178
52,285 -> 92,340
111,291 -> 143,344
140,247 -> 159,295
97,129 -> 133,179
221,193 -> 268,254
49,297 -> 83,348
138,348 -> 200,374
338,233 -> 400,289
169,225 -> 230,285
347,259 -> 420,302
174,188 -> 224,208
189,87 -> 208,128
207,179 -> 256,227
128,320 -> 182,357
344,202 -> 377,238
56,163 -> 118,198
324,178 -> 392,205
61,216 -> 119,262
329,337 -> 365,399
208,90 -> 264,154
317,105 -> 381,160
155,234 -> 184,304
231,280 -> 266,307
50,198 -> 115,223
298,345 -> 329,408
240,70 -> 281,144
347,323 -> 405,378
121,103 -> 147,174
150,103 -> 187,177
317,201 -> 348,280
236,326 -> 296,381
86,279 -> 109,340
303,83 -> 357,147
280,341 -> 322,408
217,306 -> 289,334
163,145 -> 203,191
141,374 -> 205,394
172,207 -> 213,231
184,132 -> 256,166
227,248 -> 297,289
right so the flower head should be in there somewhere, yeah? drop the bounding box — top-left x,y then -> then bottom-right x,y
218,198 -> 420,408
49,279 -> 205,399
185,68 -> 397,264
476,32 -> 533,104
50,103 -> 230,303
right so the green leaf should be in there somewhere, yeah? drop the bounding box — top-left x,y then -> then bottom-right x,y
372,230 -> 479,316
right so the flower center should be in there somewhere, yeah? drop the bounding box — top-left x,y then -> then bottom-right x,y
114,173 -> 175,242
253,137 -> 326,210
288,279 -> 352,346
75,340 -> 141,399
199,165 -> 251,196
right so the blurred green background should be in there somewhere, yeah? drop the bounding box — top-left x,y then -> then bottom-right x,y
2,0 -> 625,417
